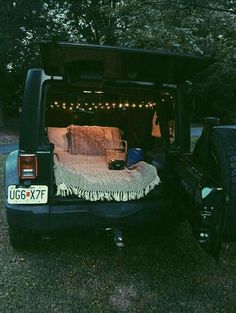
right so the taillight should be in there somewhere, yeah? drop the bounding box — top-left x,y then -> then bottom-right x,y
18,154 -> 38,179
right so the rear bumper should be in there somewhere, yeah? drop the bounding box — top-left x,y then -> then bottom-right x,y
5,198 -> 171,233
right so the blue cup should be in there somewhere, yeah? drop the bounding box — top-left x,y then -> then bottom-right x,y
127,148 -> 144,167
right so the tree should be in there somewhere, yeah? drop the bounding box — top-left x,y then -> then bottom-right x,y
114,0 -> 236,118
0,0 -> 235,119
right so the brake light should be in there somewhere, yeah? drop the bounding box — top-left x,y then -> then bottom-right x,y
18,154 -> 38,179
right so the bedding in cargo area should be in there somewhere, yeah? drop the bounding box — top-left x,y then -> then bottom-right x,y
53,148 -> 160,201
48,126 -> 160,201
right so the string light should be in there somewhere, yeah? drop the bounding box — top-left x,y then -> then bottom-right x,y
50,101 -> 159,111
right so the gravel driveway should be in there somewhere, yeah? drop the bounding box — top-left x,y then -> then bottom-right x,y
1,154 -> 236,313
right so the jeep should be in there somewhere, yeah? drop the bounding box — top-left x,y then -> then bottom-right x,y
4,41 -> 236,257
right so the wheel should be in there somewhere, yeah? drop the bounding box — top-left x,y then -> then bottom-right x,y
9,226 -> 37,250
196,127 -> 236,240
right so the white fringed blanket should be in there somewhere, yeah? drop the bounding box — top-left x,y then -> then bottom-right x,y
54,148 -> 160,201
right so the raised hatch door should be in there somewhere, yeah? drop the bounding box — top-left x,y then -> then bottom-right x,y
40,41 -> 213,86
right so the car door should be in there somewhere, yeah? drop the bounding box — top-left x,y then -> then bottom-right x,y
172,149 -> 225,259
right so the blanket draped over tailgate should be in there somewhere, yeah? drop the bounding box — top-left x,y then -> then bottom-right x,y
54,148 -> 160,201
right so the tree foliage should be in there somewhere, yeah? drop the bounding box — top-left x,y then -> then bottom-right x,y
0,0 -> 235,119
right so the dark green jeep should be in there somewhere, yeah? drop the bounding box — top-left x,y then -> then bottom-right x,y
4,41 -> 236,257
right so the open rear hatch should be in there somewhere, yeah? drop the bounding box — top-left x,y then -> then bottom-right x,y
41,42 -> 212,201
41,42 -> 213,207
40,41 -> 213,86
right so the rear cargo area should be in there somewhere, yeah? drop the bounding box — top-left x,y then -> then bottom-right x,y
52,143 -> 160,201
46,87 -> 174,201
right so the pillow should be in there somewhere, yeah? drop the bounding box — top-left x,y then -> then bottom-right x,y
67,125 -> 121,155
47,127 -> 68,150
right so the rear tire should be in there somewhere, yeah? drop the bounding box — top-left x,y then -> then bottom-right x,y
9,226 -> 37,250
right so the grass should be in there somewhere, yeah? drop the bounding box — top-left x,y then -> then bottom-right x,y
1,156 -> 236,313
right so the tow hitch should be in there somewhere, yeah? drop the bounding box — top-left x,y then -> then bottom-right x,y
104,227 -> 125,248
113,228 -> 124,248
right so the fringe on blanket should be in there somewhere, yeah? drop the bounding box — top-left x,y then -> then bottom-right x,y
55,163 -> 160,202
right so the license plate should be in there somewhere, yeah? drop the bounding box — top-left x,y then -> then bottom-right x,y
8,185 -> 48,204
